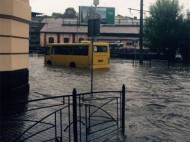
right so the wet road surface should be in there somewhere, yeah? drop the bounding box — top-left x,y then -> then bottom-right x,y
29,56 -> 190,142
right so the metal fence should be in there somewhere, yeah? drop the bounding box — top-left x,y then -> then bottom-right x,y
1,85 -> 126,142
132,59 -> 190,70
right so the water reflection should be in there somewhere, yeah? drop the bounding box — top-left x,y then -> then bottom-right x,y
29,57 -> 190,142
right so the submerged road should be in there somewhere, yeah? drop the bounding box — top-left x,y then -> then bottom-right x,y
29,56 -> 190,142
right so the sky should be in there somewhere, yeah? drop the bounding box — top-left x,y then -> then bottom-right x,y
29,0 -> 190,18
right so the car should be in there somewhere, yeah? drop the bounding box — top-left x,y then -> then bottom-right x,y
175,49 -> 182,61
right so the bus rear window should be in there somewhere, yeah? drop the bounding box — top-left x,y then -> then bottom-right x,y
94,46 -> 107,52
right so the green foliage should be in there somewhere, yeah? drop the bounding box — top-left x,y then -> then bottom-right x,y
144,0 -> 189,62
180,10 -> 190,63
63,8 -> 77,18
50,8 -> 77,19
52,12 -> 63,18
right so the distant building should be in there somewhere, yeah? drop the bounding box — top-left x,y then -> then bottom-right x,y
40,18 -> 141,49
29,12 -> 44,52
115,15 -> 141,26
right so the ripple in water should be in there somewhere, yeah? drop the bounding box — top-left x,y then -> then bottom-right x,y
29,57 -> 190,142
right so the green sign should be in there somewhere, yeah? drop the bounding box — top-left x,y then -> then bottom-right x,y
106,8 -> 115,24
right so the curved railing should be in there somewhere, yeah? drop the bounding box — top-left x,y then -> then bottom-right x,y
1,85 -> 126,142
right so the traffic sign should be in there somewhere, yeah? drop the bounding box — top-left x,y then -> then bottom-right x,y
133,40 -> 138,47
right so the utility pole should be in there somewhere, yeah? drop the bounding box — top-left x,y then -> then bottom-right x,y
90,19 -> 94,94
140,0 -> 144,65
93,0 -> 99,7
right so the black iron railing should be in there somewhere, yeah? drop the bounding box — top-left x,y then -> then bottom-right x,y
132,59 -> 190,70
1,85 -> 126,142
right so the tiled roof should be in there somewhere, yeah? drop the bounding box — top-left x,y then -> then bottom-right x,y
41,18 -> 139,34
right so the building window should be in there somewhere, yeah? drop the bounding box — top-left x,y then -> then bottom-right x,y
49,37 -> 54,43
79,38 -> 84,43
64,38 -> 70,43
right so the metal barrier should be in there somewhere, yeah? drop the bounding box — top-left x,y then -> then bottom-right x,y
132,59 -> 190,70
1,85 -> 126,142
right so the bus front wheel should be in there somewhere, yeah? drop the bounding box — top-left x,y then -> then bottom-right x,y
69,62 -> 76,68
47,60 -> 52,65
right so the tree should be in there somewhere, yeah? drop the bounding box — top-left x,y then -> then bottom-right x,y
144,0 -> 185,61
63,8 -> 77,18
180,10 -> 190,63
52,12 -> 63,18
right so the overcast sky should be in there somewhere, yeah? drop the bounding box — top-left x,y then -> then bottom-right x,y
29,0 -> 190,18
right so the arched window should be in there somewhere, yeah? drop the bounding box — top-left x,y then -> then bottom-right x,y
64,38 -> 69,43
79,38 -> 84,43
49,37 -> 54,43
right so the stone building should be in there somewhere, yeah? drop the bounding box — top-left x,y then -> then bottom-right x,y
0,0 -> 31,117
29,12 -> 44,52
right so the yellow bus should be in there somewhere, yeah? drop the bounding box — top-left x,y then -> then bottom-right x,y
44,42 -> 110,69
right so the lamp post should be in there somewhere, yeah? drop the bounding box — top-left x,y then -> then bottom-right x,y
140,0 -> 144,65
90,19 -> 94,94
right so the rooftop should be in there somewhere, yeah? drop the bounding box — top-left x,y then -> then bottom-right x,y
41,18 -> 140,34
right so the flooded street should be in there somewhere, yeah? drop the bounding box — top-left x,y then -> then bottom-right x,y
29,56 -> 190,142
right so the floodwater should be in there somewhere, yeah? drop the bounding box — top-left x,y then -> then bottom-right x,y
29,55 -> 190,142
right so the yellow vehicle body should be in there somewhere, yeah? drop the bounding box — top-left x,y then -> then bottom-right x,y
44,42 -> 110,69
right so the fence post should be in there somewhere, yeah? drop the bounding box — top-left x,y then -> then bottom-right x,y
168,60 -> 170,69
73,88 -> 78,142
122,84 -> 125,136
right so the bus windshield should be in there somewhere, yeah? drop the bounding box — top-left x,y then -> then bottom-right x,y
94,46 -> 107,52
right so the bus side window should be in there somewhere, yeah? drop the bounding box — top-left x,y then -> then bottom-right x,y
51,45 -> 89,55
72,46 -> 79,55
79,46 -> 88,56
71,46 -> 88,56
45,47 -> 50,55
61,46 -> 68,55
83,46 -> 89,55
52,46 -> 61,54
52,46 -> 56,54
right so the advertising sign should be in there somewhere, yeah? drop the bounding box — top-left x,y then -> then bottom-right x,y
79,6 -> 115,25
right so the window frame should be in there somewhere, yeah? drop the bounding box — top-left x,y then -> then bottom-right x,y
49,37 -> 54,43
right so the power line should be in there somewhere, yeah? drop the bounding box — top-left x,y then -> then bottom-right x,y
128,8 -> 156,14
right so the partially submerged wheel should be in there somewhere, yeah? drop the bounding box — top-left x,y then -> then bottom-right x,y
47,60 -> 52,65
69,62 -> 76,68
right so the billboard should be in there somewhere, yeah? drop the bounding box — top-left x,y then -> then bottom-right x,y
79,6 -> 115,25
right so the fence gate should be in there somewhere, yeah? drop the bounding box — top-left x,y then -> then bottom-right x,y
1,85 -> 126,142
